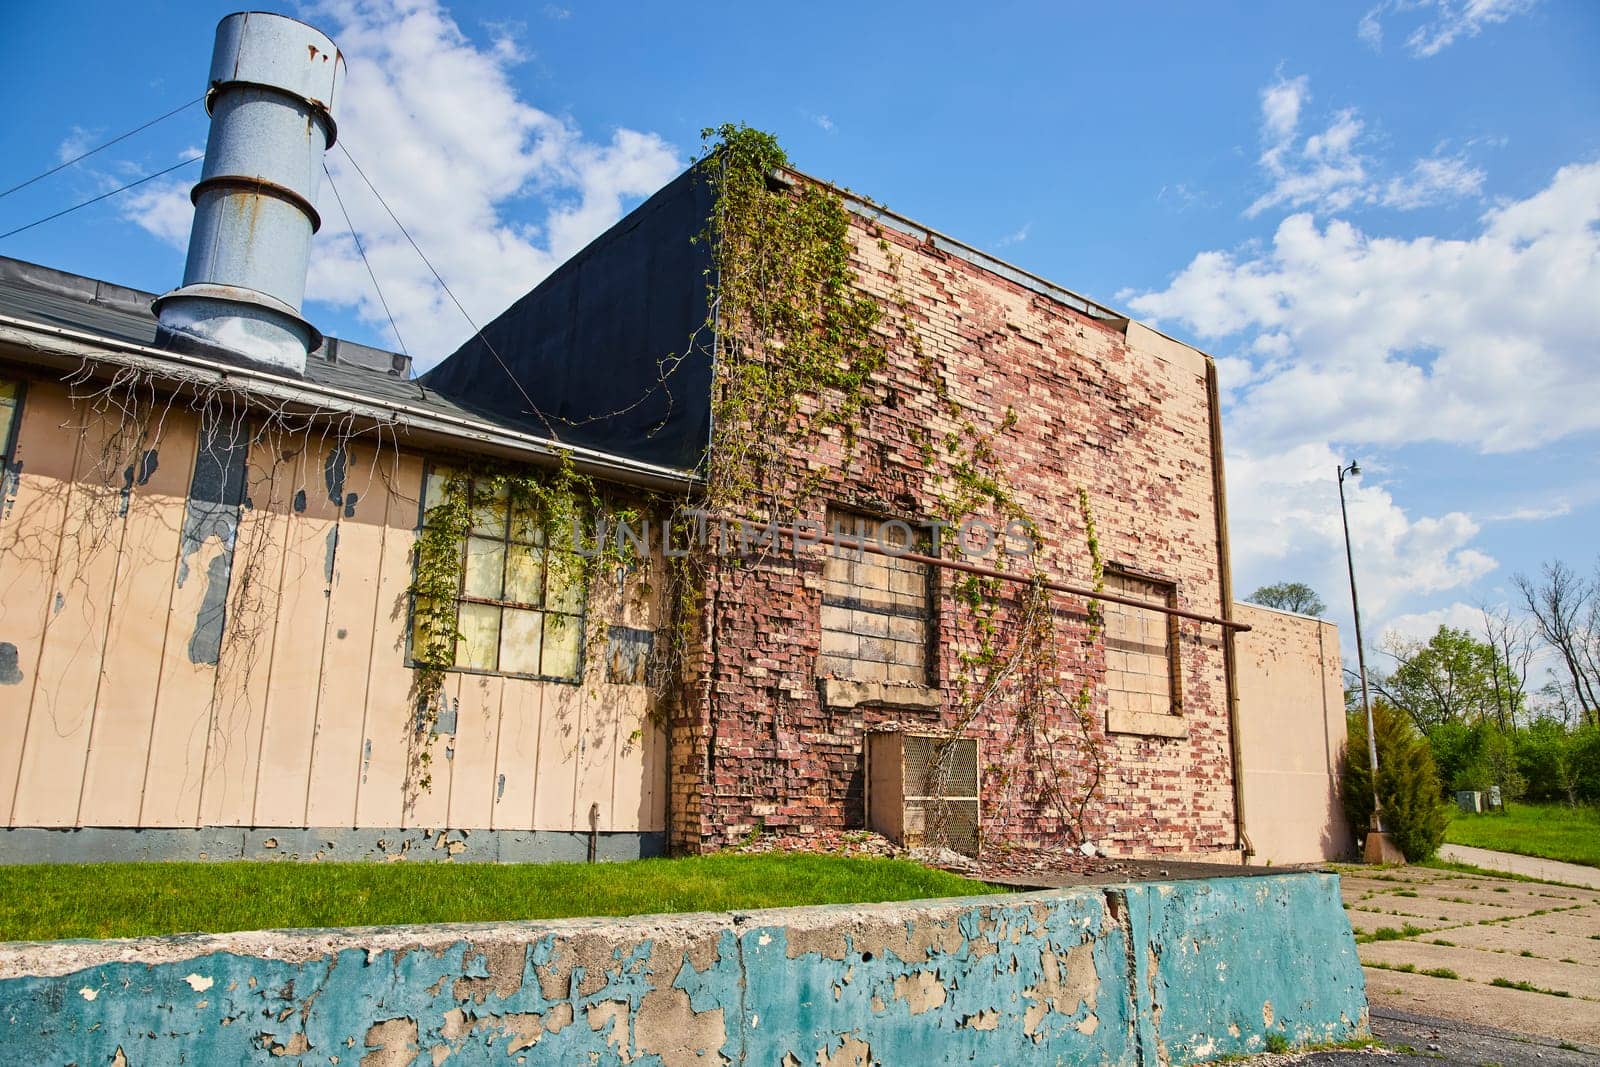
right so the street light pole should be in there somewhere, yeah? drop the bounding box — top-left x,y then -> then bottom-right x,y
1338,461 -> 1401,864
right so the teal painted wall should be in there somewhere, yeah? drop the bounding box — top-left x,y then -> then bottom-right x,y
0,872 -> 1364,1064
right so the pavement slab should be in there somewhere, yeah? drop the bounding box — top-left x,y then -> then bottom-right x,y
1440,845 -> 1600,890
1437,918 -> 1600,963
1345,910 -> 1458,936
1498,906 -> 1600,939
1361,966 -> 1600,1047
1362,940 -> 1600,999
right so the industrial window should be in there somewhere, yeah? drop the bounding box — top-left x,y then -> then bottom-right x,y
819,509 -> 930,684
0,378 -> 20,466
1103,570 -> 1179,716
413,467 -> 585,681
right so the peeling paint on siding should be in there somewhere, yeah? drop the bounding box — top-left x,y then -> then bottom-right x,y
0,641 -> 22,685
324,445 -> 358,517
176,415 -> 247,665
117,448 -> 158,515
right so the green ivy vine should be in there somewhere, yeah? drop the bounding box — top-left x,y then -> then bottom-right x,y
406,452 -> 648,794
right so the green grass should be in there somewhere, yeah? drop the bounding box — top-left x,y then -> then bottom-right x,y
1489,977 -> 1572,997
1445,802 -> 1600,869
0,854 -> 1000,943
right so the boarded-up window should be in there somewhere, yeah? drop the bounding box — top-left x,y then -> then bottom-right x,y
1103,570 -> 1179,716
819,509 -> 930,684
414,467 -> 585,681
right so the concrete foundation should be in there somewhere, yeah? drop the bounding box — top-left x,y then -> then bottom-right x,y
0,872 -> 1365,1065
0,827 -> 666,865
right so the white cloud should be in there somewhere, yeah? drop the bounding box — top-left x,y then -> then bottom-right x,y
1381,154 -> 1486,209
1131,160 -> 1598,640
1129,161 -> 1600,455
995,222 -> 1031,248
121,0 -> 681,369
1359,0 -> 1539,58
1379,601 -> 1488,644
1245,74 -> 1485,219
1228,442 -> 1496,630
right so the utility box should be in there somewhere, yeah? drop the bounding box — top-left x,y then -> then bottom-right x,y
1456,790 -> 1484,814
865,731 -> 981,856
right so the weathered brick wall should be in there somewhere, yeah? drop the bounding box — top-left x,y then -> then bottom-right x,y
672,201 -> 1237,858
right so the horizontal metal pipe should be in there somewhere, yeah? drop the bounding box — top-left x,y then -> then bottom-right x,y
806,528 -> 1250,632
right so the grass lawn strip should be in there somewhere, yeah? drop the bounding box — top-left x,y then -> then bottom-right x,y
0,854 -> 999,942
1445,803 -> 1600,870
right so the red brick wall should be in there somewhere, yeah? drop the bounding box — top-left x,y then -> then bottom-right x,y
669,202 -> 1237,859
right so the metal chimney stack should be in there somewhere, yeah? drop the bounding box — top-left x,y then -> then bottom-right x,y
153,12 -> 344,375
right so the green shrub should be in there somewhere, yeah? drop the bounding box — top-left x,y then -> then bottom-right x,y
1514,718 -> 1577,803
1430,719 -> 1523,797
1570,724 -> 1600,803
1343,700 -> 1449,861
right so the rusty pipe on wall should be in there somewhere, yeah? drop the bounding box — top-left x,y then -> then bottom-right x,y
1205,357 -> 1253,862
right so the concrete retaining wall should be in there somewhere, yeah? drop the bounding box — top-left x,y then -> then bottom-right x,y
0,872 -> 1364,1065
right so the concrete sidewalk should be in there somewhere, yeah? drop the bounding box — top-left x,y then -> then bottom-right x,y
1440,843 -> 1600,889
1337,862 -> 1600,1048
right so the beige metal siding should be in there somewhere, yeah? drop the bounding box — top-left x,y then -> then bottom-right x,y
0,382 -> 666,836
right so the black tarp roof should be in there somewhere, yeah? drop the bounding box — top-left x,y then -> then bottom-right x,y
421,166 -> 715,472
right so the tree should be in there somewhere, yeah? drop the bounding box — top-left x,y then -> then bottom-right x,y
1479,601 -> 1535,732
1342,700 -> 1448,862
1514,560 -> 1600,727
1376,625 -> 1502,734
1245,581 -> 1326,616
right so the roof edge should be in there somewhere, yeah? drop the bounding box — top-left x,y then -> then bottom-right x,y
0,313 -> 696,493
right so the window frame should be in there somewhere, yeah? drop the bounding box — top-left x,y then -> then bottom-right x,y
0,376 -> 26,543
407,461 -> 589,685
818,506 -> 936,686
1101,563 -> 1182,719
0,375 -> 25,468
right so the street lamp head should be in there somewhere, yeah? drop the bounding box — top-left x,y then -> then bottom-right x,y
1349,460 -> 1361,476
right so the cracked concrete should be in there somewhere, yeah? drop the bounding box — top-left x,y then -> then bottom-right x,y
0,873 -> 1365,1065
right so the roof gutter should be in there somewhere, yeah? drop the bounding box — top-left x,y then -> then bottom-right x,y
0,314 -> 697,494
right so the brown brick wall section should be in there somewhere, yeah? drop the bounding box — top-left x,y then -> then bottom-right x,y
670,211 -> 1236,858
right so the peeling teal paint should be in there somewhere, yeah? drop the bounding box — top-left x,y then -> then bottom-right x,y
0,873 -> 1365,1065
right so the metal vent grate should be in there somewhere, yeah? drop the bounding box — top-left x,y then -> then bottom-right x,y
868,732 -> 981,857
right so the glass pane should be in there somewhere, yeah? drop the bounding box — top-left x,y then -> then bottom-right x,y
546,553 -> 584,614
509,495 -> 548,545
422,466 -> 459,528
541,613 -> 583,679
410,597 -> 452,665
462,537 -> 506,599
504,543 -> 545,605
470,480 -> 508,537
0,380 -> 16,455
455,602 -> 500,670
499,608 -> 544,674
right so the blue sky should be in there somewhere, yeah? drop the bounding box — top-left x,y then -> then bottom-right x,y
3,0 -> 1597,683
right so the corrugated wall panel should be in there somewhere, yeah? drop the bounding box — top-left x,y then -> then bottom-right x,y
11,399 -> 128,827
304,444 -> 391,827
534,681 -> 581,830
490,680 -> 541,831
446,671 -> 503,829
252,444 -> 341,826
77,410 -> 199,826
198,433 -> 294,826
140,413 -> 248,827
351,451 -> 423,830
0,386 -> 81,826
405,670 -> 458,829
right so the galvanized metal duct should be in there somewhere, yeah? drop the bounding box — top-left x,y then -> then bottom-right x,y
153,12 -> 343,375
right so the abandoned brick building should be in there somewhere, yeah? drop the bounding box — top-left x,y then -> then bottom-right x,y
0,13 -> 1349,867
